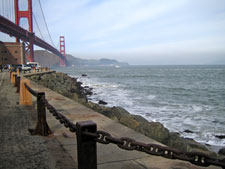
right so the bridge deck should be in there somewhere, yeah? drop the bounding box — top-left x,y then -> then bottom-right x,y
0,71 -> 219,169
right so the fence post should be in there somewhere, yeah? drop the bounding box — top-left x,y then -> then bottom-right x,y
19,79 -> 32,105
15,76 -> 21,93
29,92 -> 52,136
14,75 -> 18,87
76,121 -> 97,169
16,69 -> 20,75
10,72 -> 14,83
12,74 -> 17,85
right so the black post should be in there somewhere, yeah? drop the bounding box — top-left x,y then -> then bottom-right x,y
29,92 -> 52,136
13,74 -> 17,86
15,76 -> 20,93
76,121 -> 97,169
14,74 -> 17,87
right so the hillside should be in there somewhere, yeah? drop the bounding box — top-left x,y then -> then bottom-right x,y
34,50 -> 128,67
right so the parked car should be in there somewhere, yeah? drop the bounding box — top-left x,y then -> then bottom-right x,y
26,62 -> 41,70
10,64 -> 22,72
21,64 -> 31,71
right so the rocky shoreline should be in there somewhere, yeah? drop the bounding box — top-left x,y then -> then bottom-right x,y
28,71 -> 225,158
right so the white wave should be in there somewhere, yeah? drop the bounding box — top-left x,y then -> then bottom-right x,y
147,95 -> 156,100
191,105 -> 203,112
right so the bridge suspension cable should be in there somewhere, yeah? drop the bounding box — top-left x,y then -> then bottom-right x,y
32,12 -> 45,41
37,0 -> 56,48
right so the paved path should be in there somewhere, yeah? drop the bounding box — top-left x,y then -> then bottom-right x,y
0,72 -> 76,169
0,71 -> 221,169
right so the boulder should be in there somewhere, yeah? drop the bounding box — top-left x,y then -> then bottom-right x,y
84,89 -> 93,96
131,114 -> 148,124
136,122 -> 170,144
183,129 -> 194,133
98,100 -> 107,105
215,135 -> 225,139
167,133 -> 216,156
218,148 -> 225,155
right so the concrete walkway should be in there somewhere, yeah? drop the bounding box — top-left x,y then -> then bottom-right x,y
0,72 -> 76,169
0,71 -> 220,169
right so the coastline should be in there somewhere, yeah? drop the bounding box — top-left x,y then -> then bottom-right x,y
28,71 -> 224,157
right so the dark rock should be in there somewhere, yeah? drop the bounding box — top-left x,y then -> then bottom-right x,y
218,148 -> 225,155
76,81 -> 82,86
98,100 -> 107,105
84,89 -> 93,96
131,115 -> 148,124
28,72 -> 88,105
82,74 -> 87,77
99,106 -> 129,122
136,122 -> 170,144
183,129 -> 194,133
167,133 -> 216,156
215,135 -> 225,139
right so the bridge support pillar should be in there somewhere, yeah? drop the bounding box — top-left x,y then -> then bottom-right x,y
59,36 -> 66,67
14,0 -> 34,62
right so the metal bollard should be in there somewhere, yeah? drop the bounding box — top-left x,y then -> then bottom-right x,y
16,76 -> 21,93
76,121 -> 97,169
14,75 -> 18,87
29,92 -> 52,136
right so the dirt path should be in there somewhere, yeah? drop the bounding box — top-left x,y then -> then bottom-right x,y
0,72 -> 77,169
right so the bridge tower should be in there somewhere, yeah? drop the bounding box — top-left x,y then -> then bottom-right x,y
59,36 -> 66,67
14,0 -> 34,62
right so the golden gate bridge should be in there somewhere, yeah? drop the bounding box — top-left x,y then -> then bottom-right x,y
0,0 -> 66,66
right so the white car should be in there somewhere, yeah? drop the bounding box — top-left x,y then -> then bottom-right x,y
27,62 -> 41,70
21,64 -> 32,71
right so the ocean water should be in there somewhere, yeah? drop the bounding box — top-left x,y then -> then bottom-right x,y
55,65 -> 225,147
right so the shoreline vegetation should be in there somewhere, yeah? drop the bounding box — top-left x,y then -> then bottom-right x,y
28,71 -> 225,158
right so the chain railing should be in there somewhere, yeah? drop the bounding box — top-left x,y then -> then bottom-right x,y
22,81 -> 225,169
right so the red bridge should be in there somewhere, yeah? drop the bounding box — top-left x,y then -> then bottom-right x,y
0,0 -> 66,66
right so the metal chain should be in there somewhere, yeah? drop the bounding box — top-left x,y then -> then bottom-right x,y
43,98 -> 76,132
84,130 -> 225,168
24,83 -> 38,97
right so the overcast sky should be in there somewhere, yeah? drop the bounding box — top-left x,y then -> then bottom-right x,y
1,0 -> 225,65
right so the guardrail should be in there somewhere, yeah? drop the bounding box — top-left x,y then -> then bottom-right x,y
15,75 -> 225,169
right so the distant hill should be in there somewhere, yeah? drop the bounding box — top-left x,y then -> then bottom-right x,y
34,50 -> 129,67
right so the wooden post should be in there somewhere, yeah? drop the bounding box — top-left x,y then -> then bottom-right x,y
10,72 -> 14,83
17,69 -> 20,75
19,79 -> 32,105
29,92 -> 52,136
76,121 -> 97,169
13,74 -> 17,84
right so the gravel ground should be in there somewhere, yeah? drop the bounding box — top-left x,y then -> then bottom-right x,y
0,72 -> 76,169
